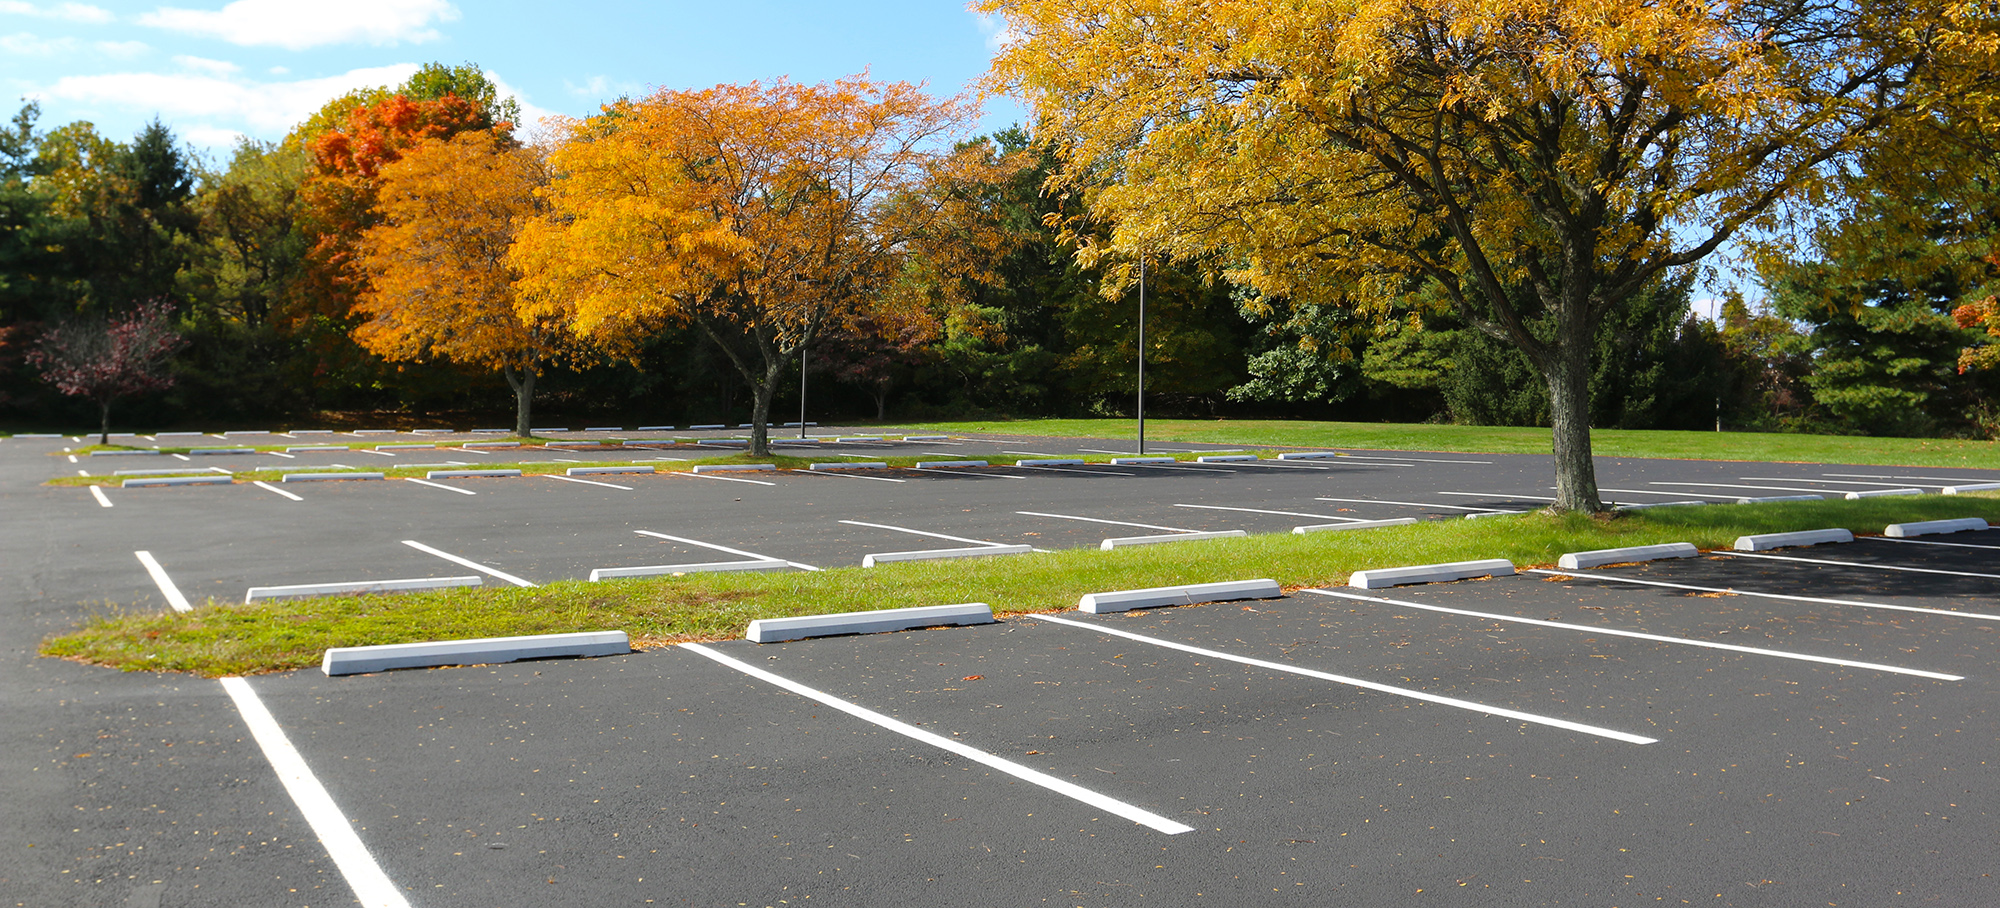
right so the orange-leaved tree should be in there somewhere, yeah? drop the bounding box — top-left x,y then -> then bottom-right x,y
512,77 -> 1012,454
353,130 -> 578,436
983,0 -> 1958,512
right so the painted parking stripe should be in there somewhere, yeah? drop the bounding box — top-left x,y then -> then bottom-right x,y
1173,503 -> 1364,522
1522,569 -> 2000,622
1110,461 -> 1238,474
1307,589 -> 1961,681
219,676 -> 411,908
540,474 -> 634,491
252,480 -> 304,501
403,477 -> 476,495
1724,551 -> 2000,581
1864,536 -> 2000,551
1648,481 -> 1842,494
805,469 -> 906,483
680,642 -> 1194,835
89,486 -> 112,508
682,471 -> 777,486
1010,464 -> 1139,476
1315,496 -> 1504,512
635,530 -> 820,571
135,550 -> 192,613
1824,472 -> 1998,483
1336,454 -> 1491,465
1599,487 -> 1740,500
1740,476 -> 1952,489
1029,614 -> 1655,745
1016,511 -> 1198,533
912,467 -> 1024,480
400,540 -> 536,587
838,519 -> 1009,547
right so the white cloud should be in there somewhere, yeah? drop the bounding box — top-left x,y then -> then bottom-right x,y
138,0 -> 458,50
973,11 -> 1018,51
180,123 -> 244,150
0,2 -> 115,24
172,54 -> 237,76
563,74 -> 642,101
481,69 -> 554,129
1,31 -> 75,54
43,62 -> 421,134
93,38 -> 147,57
266,64 -> 286,75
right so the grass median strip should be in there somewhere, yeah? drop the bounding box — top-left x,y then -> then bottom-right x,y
39,494 -> 1996,677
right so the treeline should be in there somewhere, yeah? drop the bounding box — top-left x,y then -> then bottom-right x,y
0,62 -> 1995,438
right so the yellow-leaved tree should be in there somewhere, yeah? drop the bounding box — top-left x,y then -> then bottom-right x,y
353,129 -> 577,436
511,76 -> 1011,455
983,0 -> 1961,511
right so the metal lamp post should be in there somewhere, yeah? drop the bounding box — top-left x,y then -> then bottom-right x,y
1136,256 -> 1146,455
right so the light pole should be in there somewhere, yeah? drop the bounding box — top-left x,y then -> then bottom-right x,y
799,345 -> 808,439
1136,255 -> 1146,456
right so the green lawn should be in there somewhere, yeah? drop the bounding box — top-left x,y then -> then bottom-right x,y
907,418 -> 2000,470
41,494 -> 1996,677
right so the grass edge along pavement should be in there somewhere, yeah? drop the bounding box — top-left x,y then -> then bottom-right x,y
911,418 -> 2000,470
40,494 -> 1997,677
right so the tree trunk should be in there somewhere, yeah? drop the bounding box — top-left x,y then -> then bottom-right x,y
871,384 -> 888,422
503,366 -> 535,438
98,399 -> 111,446
747,358 -> 785,457
1544,331 -> 1604,514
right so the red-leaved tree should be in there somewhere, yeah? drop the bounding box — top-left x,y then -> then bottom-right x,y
28,301 -> 186,443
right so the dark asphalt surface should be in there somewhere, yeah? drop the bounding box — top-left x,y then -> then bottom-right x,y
6,428 -> 2000,907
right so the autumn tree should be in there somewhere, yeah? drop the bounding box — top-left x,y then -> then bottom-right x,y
354,130 -> 573,436
513,77 -> 1012,455
984,0 -> 1954,511
28,299 -> 184,442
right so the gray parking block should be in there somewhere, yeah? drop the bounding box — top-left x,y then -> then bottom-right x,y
1557,542 -> 1699,570
1099,530 -> 1246,550
1733,528 -> 1854,551
589,560 -> 789,581
567,466 -> 655,476
1845,488 -> 1924,499
282,472 -> 384,482
1078,578 -> 1282,614
88,450 -> 163,457
810,462 -> 887,470
915,460 -> 988,469
121,475 -> 231,488
246,575 -> 481,602
1884,518 -> 1989,537
1196,454 -> 1260,463
1737,494 -> 1824,503
1944,482 -> 2000,495
746,603 -> 995,643
426,469 -> 521,479
1111,456 -> 1177,465
1014,458 -> 1084,466
862,545 -> 1034,567
691,463 -> 775,473
1349,558 -> 1515,589
322,630 -> 629,676
1276,452 -> 1340,460
188,448 -> 256,455
1292,518 -> 1419,533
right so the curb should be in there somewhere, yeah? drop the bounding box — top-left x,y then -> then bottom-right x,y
189,447 -> 255,455
915,460 -> 987,469
1737,495 -> 1823,503
1846,488 -> 1923,499
862,545 -> 1034,567
1292,518 -> 1418,533
286,445 -> 346,452
810,462 -> 887,470
1349,558 -> 1515,590
1100,530 -> 1246,550
89,450 -> 162,457
1944,482 -> 2000,495
1111,456 -> 1176,465
1733,528 -> 1853,551
375,443 -> 434,450
1078,578 -> 1282,614
567,466 -> 654,476
589,559 -> 789,580
747,602 -> 995,643
902,435 -> 948,441
1616,500 -> 1708,510
1277,452 -> 1340,460
463,441 -> 520,449
282,472 -> 384,482
692,463 -> 776,473
1196,454 -> 1259,463
122,475 -> 230,487
1464,510 -> 1528,519
323,630 -> 629,676
1884,518 -> 1988,538
1557,542 -> 1699,570
1015,458 -> 1083,466
426,469 -> 521,479
247,575 -> 480,602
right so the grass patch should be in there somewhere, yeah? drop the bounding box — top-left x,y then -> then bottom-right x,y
910,418 -> 2000,470
41,494 -> 1995,677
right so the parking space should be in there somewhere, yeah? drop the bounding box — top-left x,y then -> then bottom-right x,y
9,431 -> 2000,906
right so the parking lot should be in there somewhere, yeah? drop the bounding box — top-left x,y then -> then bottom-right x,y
5,428 -> 1999,906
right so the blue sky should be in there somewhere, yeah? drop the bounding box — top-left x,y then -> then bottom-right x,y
0,0 -> 1021,156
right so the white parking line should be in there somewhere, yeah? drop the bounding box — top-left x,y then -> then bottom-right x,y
1598,487 -> 1739,500
401,540 -> 535,586
90,486 -> 112,508
805,469 -> 906,483
269,451 -> 296,459
681,472 -> 777,487
1010,464 -> 1138,476
170,453 -> 189,461
1314,496 -> 1503,512
1307,589 -> 1961,681
357,448 -> 396,457
252,480 -> 304,501
540,474 -> 634,491
1029,614 -> 1655,744
1016,511 -> 1198,533
66,454 -> 76,463
912,467 -> 1024,480
1725,551 -> 2000,581
635,530 -> 820,571
1739,476 -> 1947,488
1173,503 -> 1363,522
1864,536 -> 2000,551
135,550 -> 192,612
1647,481 -> 1836,494
1824,472 -> 1998,483
219,676 -> 411,908
1522,568 -> 2000,622
1119,462 -> 1237,473
838,519 -> 1007,547
404,477 -> 476,495
680,643 -> 1193,834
